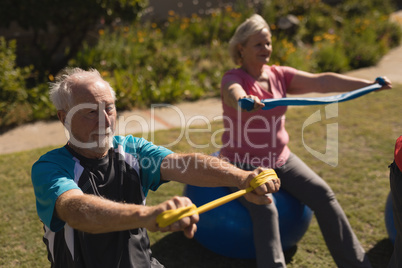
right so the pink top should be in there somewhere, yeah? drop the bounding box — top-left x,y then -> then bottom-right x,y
220,65 -> 297,168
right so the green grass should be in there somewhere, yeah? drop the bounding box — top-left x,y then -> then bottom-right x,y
1,86 -> 401,267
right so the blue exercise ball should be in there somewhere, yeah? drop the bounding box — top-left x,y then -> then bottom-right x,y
184,185 -> 313,259
385,192 -> 397,244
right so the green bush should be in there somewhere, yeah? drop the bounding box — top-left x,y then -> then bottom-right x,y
0,37 -> 33,128
0,0 -> 401,130
313,42 -> 350,73
71,26 -> 206,109
163,7 -> 253,46
0,37 -> 56,129
0,0 -> 148,79
74,0 -> 402,110
343,16 -> 402,69
262,0 -> 402,71
26,83 -> 56,121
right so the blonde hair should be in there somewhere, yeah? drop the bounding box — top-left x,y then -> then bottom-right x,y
229,14 -> 271,65
49,67 -> 116,111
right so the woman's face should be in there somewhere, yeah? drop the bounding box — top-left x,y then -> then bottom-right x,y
239,28 -> 272,66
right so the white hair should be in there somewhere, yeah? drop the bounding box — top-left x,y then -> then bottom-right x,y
49,67 -> 116,111
229,14 -> 271,65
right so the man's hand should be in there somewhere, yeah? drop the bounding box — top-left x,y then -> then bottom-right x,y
147,196 -> 199,239
242,167 -> 281,205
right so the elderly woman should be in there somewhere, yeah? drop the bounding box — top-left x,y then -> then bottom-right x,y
219,14 -> 391,267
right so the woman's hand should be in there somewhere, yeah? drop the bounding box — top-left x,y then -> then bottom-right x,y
376,76 -> 392,90
241,167 -> 281,205
239,95 -> 265,112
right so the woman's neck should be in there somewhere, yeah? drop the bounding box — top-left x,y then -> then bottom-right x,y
241,62 -> 265,80
241,62 -> 270,92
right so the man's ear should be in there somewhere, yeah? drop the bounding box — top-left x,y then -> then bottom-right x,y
57,110 -> 66,125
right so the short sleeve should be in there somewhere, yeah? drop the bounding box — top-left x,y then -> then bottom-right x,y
220,69 -> 244,92
31,148 -> 81,231
271,65 -> 298,87
137,139 -> 174,192
114,136 -> 174,195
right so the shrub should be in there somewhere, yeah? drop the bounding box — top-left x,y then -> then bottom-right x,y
341,15 -> 401,69
0,37 -> 33,128
0,0 -> 148,79
313,42 -> 350,72
0,37 -> 56,129
26,83 -> 56,121
1,0 -> 401,130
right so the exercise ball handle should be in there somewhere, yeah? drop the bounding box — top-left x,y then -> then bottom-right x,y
156,169 -> 278,228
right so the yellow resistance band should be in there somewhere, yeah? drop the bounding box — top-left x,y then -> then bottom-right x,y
156,169 -> 278,228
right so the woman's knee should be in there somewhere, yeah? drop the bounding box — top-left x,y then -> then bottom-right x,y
302,184 -> 337,211
246,201 -> 279,219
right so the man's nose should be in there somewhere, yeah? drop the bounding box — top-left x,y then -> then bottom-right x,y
99,109 -> 111,127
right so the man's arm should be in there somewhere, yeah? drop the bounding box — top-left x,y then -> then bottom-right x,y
54,153 -> 279,237
160,153 -> 280,205
54,188 -> 199,238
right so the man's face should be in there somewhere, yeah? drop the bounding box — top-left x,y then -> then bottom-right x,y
63,79 -> 117,158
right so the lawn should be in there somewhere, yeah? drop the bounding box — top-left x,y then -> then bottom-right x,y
0,85 -> 401,267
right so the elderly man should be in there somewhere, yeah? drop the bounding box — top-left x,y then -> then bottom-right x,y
31,67 -> 280,267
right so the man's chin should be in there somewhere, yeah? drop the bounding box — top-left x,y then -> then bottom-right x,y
94,135 -> 114,148
88,141 -> 112,157
90,146 -> 111,156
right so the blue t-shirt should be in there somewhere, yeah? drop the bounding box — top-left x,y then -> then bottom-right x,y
31,135 -> 173,267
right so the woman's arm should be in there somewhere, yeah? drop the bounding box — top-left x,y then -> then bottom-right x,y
287,71 -> 392,95
221,81 -> 265,111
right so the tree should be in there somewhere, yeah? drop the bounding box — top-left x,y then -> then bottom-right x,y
0,0 -> 148,81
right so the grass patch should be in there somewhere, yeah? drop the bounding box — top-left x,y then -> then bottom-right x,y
1,86 -> 401,267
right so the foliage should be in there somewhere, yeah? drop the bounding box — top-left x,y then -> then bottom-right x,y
71,26 -> 205,109
70,0 -> 401,112
262,0 -> 402,71
0,37 -> 33,128
312,42 -> 350,73
342,16 -> 402,69
0,0 -> 148,79
0,37 -> 56,130
26,83 -> 57,121
0,0 -> 401,131
162,6 -> 252,46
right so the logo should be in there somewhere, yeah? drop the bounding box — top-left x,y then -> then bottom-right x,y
302,103 -> 338,167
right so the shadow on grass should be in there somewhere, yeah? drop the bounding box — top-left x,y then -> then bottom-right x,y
151,232 -> 298,268
367,238 -> 394,268
152,233 -> 393,267
151,232 -> 256,268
